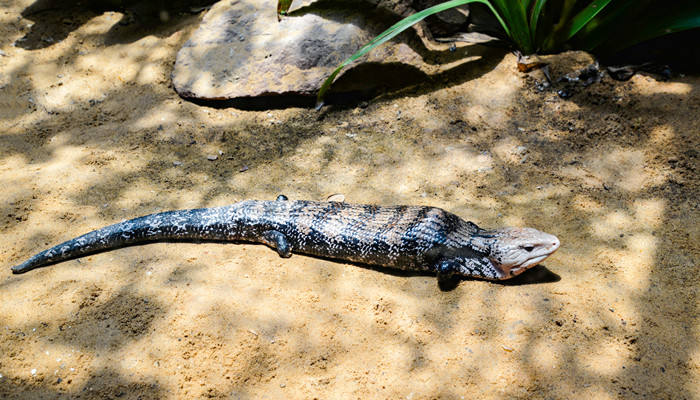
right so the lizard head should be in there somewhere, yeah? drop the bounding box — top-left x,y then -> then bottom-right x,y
481,227 -> 560,279
454,227 -> 560,280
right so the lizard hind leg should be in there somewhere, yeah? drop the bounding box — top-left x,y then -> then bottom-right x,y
262,230 -> 292,258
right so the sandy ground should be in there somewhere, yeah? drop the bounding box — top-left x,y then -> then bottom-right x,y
1,2 -> 698,399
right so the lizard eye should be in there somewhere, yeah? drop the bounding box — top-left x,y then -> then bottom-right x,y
521,245 -> 535,252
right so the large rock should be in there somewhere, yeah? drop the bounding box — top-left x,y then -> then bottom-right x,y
172,0 -> 433,104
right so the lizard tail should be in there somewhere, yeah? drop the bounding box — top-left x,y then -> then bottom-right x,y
11,206 -> 250,274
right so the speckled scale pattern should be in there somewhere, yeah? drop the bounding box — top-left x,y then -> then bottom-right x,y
11,199 -> 561,280
235,200 -> 484,270
11,200 -> 482,274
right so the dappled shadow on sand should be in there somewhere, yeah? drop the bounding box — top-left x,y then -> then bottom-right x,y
16,0 -> 218,49
0,2 -> 698,399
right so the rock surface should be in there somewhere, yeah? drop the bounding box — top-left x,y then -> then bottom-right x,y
172,0 -> 431,102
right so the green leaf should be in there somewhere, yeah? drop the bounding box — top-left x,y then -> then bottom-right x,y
316,0 -> 508,108
566,0 -> 613,40
573,1 -> 647,51
522,0 -> 536,13
277,0 -> 294,20
489,0 -> 532,53
529,0 -> 548,46
541,0 -> 612,53
595,3 -> 700,54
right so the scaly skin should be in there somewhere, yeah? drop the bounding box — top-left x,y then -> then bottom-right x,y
10,198 -> 560,282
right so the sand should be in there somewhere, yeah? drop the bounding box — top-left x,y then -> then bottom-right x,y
1,2 -> 698,399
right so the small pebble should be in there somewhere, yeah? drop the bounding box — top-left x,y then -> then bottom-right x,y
173,161 -> 183,166
31,368 -> 37,375
207,155 -> 218,161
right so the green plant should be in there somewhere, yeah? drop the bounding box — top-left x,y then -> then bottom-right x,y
574,1 -> 700,55
277,1 -> 700,107
314,0 -> 508,107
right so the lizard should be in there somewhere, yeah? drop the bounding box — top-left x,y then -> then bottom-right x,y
10,196 -> 560,283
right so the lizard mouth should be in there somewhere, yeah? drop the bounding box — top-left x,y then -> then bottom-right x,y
490,253 -> 554,280
500,264 -> 529,279
520,254 -> 551,269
